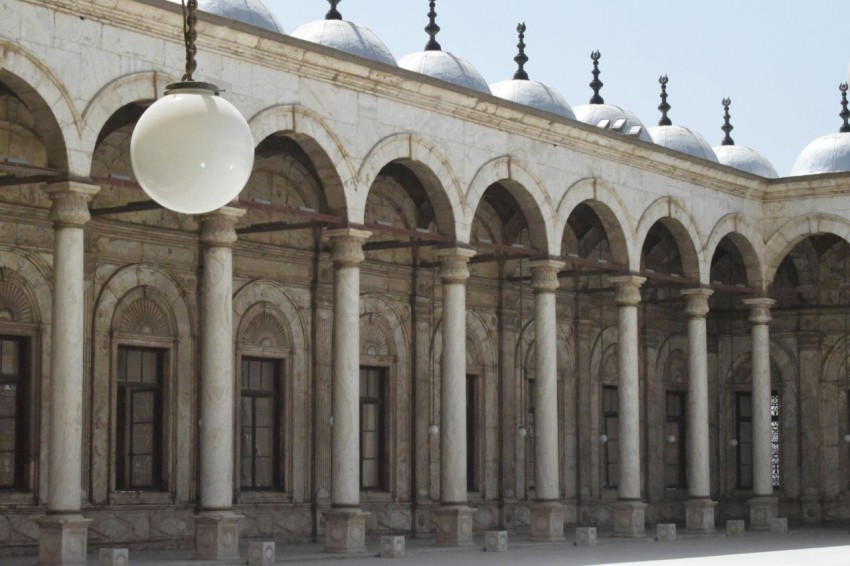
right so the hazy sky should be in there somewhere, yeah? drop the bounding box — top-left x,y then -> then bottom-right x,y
265,1 -> 848,176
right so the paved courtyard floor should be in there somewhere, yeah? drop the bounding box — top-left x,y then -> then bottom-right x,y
5,526 -> 850,565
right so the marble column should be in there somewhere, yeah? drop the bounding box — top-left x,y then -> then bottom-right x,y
743,297 -> 778,529
608,275 -> 647,537
38,182 -> 98,566
324,228 -> 371,554
529,260 -> 565,541
194,207 -> 245,560
431,247 -> 476,546
798,332 -> 822,523
681,288 -> 717,532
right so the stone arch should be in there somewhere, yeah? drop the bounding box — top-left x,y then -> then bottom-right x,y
655,335 -> 689,389
822,336 -> 850,384
249,104 -> 354,218
465,156 -> 555,253
764,214 -> 850,284
0,248 -> 51,322
80,71 -> 178,176
637,197 -> 705,282
360,293 -> 410,360
705,214 -> 766,290
355,134 -> 464,238
590,326 -> 619,383
556,177 -> 634,269
89,264 -> 195,504
233,280 -> 307,354
0,39 -> 77,174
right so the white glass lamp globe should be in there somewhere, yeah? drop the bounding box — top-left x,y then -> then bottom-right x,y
131,82 -> 254,214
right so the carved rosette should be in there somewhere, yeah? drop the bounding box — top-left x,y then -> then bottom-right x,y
327,228 -> 370,267
743,297 -> 775,325
201,207 -> 245,247
609,275 -> 645,306
530,259 -> 564,293
682,288 -> 713,318
435,248 -> 476,284
44,182 -> 100,228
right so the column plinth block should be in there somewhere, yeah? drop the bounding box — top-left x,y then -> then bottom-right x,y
726,519 -> 745,536
324,508 -> 369,554
37,515 -> 92,566
248,542 -> 275,566
575,526 -> 597,546
801,494 -> 821,523
529,502 -> 565,542
748,496 -> 778,530
484,530 -> 508,552
431,506 -> 476,547
193,511 -> 242,561
379,536 -> 405,558
656,523 -> 676,541
684,498 -> 717,533
612,501 -> 646,538
771,517 -> 789,534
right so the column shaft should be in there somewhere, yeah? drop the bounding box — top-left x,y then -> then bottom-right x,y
683,289 -> 712,499
747,300 -> 774,497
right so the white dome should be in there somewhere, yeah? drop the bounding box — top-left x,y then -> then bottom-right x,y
399,51 -> 491,94
188,0 -> 283,33
291,20 -> 396,66
489,80 -> 575,120
573,103 -> 652,143
649,125 -> 718,162
791,133 -> 850,176
714,145 -> 778,178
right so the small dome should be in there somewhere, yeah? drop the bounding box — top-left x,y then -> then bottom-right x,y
791,133 -> 850,175
714,145 -> 778,178
649,125 -> 718,162
573,103 -> 653,143
190,0 -> 283,33
291,19 -> 397,66
399,51 -> 491,94
489,80 -> 575,119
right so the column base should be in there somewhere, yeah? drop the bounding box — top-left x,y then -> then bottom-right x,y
193,511 -> 242,561
529,502 -> 565,542
37,514 -> 92,566
684,498 -> 717,533
431,505 -> 476,547
323,508 -> 368,554
748,496 -> 778,530
612,500 -> 646,538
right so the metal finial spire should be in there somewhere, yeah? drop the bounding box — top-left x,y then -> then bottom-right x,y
657,75 -> 672,126
425,0 -> 441,51
721,97 -> 735,145
840,83 -> 850,133
513,22 -> 529,80
589,51 -> 604,104
325,0 -> 342,20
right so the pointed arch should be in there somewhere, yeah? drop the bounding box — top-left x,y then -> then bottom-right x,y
637,197 -> 705,282
764,214 -> 850,284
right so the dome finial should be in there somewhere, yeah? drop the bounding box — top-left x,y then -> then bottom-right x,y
513,22 -> 529,81
657,75 -> 672,126
325,0 -> 342,20
589,51 -> 604,104
840,83 -> 850,134
721,97 -> 735,146
425,0 -> 441,51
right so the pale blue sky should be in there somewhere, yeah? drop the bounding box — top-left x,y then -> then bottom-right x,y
263,1 -> 848,177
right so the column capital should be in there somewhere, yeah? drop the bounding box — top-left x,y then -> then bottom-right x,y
435,247 -> 476,284
44,181 -> 100,227
327,228 -> 371,267
608,275 -> 646,306
743,297 -> 775,325
201,207 -> 246,246
530,259 -> 565,293
682,287 -> 713,318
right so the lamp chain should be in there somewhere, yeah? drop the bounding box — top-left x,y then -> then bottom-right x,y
182,0 -> 198,81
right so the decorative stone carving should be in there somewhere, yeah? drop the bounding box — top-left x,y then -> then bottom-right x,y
744,297 -> 775,326
328,228 -> 370,267
0,279 -> 33,322
612,501 -> 646,538
770,517 -> 789,534
435,247 -> 475,284
431,506 -> 475,547
248,541 -> 275,565
682,287 -> 712,318
484,530 -> 508,552
609,275 -> 645,306
118,298 -> 169,336
380,535 -> 405,558
37,515 -> 92,566
529,259 -> 564,293
575,526 -> 596,546
200,207 -> 245,247
748,496 -> 778,530
193,511 -> 242,561
242,310 -> 289,349
44,182 -> 99,228
324,509 -> 368,554
529,503 -> 565,541
685,498 -> 717,533
98,548 -> 128,566
656,523 -> 676,541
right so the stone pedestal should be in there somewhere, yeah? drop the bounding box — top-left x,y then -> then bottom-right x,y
612,501 -> 646,538
248,542 -> 275,566
800,493 -> 821,524
98,548 -> 128,566
726,520 -> 745,537
748,496 -> 778,530
193,511 -> 242,561
684,498 -> 717,533
37,515 -> 92,566
529,502 -> 565,541
575,527 -> 597,546
324,509 -> 368,554
380,536 -> 405,558
431,506 -> 475,547
484,531 -> 508,552
656,523 -> 676,541
771,518 -> 788,534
